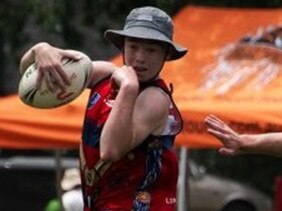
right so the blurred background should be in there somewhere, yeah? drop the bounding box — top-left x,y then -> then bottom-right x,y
1,0 -> 282,210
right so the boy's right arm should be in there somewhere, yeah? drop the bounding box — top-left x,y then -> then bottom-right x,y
19,42 -> 116,90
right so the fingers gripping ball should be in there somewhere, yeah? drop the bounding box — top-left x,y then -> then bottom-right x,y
18,55 -> 92,109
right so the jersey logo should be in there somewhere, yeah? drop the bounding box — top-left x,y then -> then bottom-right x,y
88,92 -> 101,108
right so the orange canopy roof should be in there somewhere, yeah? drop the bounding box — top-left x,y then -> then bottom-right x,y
1,6 -> 282,149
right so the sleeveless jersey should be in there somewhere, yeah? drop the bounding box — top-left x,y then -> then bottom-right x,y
80,77 -> 183,211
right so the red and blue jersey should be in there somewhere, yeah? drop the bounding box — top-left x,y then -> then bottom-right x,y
80,76 -> 182,211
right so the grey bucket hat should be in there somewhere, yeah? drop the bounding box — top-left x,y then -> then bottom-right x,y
104,6 -> 187,61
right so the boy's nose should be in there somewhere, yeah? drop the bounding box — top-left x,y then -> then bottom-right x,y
135,49 -> 146,62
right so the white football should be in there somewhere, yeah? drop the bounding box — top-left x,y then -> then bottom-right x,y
18,55 -> 92,109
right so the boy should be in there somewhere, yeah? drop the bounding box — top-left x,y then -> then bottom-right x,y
20,6 -> 187,211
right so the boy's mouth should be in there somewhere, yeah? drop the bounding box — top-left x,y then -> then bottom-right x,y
133,66 -> 147,72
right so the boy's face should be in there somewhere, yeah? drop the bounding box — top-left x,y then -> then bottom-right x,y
124,37 -> 168,83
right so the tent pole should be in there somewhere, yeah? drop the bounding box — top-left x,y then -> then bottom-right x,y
177,146 -> 189,211
55,149 -> 63,211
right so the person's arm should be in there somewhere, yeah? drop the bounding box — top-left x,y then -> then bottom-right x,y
19,42 -> 115,91
204,114 -> 282,157
99,66 -> 170,162
242,133 -> 282,157
88,61 -> 116,88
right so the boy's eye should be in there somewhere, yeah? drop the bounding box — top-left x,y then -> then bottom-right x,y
147,48 -> 156,52
129,44 -> 138,50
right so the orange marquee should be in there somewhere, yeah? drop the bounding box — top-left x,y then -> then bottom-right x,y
1,6 -> 282,149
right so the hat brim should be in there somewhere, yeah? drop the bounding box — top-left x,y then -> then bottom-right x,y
104,26 -> 187,61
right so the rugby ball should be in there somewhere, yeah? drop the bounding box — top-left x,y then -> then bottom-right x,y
18,55 -> 92,109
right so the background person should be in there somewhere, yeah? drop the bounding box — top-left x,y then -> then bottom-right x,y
45,168 -> 83,211
61,168 -> 84,211
205,114 -> 282,157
